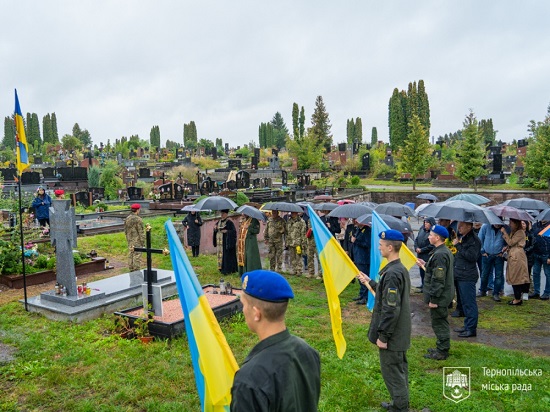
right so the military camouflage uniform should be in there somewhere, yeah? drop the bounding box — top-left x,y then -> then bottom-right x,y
305,219 -> 317,277
124,211 -> 145,272
264,215 -> 286,272
286,215 -> 306,275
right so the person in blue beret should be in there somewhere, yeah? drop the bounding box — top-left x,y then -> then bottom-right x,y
416,224 -> 454,360
357,230 -> 411,412
231,270 -> 321,411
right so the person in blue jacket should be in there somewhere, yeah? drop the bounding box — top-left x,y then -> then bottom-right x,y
32,187 -> 52,227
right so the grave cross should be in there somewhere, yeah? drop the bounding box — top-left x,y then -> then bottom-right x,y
49,200 -> 78,296
132,223 -> 169,316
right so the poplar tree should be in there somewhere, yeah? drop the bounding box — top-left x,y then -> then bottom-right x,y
150,125 -> 161,148
525,105 -> 550,191
355,117 -> 363,143
292,103 -> 299,139
43,114 -> 52,144
346,118 -> 355,145
51,113 -> 59,143
418,80 -> 430,136
3,116 -> 15,149
388,88 -> 407,151
371,127 -> 378,147
400,114 -> 431,190
455,110 -> 487,191
299,106 -> 305,139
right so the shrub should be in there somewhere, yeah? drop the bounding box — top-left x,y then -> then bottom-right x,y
46,257 -> 57,270
73,253 -> 83,266
34,255 -> 49,269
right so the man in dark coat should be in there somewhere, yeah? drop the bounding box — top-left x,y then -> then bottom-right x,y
351,220 -> 371,304
417,225 -> 454,360
452,221 -> 482,338
414,217 -> 436,291
213,210 -> 237,274
231,270 -> 320,411
530,219 -> 550,300
182,210 -> 203,257
358,229 -> 411,412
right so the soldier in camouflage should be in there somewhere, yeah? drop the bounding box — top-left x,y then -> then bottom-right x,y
124,204 -> 145,272
305,216 -> 318,278
264,210 -> 286,272
286,211 -> 306,276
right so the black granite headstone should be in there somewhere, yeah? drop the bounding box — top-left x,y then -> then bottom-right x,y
139,168 -> 151,178
158,183 -> 173,201
73,191 -> 91,207
21,171 -> 40,185
173,183 -> 184,200
127,186 -> 142,200
236,170 -> 250,189
228,159 -> 241,169
42,167 -> 56,178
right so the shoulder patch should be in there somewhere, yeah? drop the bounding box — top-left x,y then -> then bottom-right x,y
386,288 -> 398,307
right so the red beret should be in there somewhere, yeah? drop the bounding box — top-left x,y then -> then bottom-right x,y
130,204 -> 141,210
54,189 -> 64,196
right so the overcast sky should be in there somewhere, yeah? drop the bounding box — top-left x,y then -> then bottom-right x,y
2,1 -> 549,149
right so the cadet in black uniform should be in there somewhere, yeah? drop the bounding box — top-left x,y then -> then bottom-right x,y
417,225 -> 454,360
358,229 -> 411,412
231,270 -> 321,412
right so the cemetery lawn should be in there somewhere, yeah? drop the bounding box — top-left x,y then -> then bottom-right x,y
0,216 -> 548,412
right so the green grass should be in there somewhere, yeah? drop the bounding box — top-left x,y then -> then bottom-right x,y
1,240 -> 549,411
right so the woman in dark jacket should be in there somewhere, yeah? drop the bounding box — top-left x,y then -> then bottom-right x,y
182,211 -> 203,257
414,217 -> 436,291
31,187 -> 52,227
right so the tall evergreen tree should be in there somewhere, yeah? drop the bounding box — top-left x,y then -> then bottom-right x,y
80,129 -> 92,147
51,113 -> 59,143
310,95 -> 332,152
31,113 -> 41,145
371,127 -> 378,147
270,112 -> 289,149
346,118 -> 355,145
299,106 -> 305,139
400,114 -> 431,190
292,103 -> 299,139
479,118 -> 496,148
355,117 -> 363,144
42,114 -> 52,144
455,110 -> 487,191
417,80 -> 430,136
150,125 -> 161,148
3,116 -> 15,149
388,88 -> 407,151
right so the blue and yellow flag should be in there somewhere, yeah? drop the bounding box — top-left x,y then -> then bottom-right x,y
368,211 -> 416,311
307,205 -> 359,359
14,89 -> 29,174
165,220 -> 239,412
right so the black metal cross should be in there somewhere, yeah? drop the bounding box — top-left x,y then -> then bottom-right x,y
132,223 -> 169,316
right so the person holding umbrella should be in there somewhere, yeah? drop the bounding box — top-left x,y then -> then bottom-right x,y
530,219 -> 550,300
452,222 -> 481,338
237,214 -> 262,275
213,210 -> 238,275
414,217 -> 436,292
182,210 -> 203,257
501,219 -> 530,305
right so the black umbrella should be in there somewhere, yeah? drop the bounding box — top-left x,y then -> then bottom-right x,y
420,200 -> 502,224
416,193 -> 438,202
262,202 -> 303,213
488,205 -> 533,222
181,204 -> 209,213
236,205 -> 267,222
535,208 -> 550,222
357,213 -> 413,235
313,202 -> 338,211
375,202 -> 416,217
359,201 -> 379,209
327,204 -> 373,219
501,197 -> 550,211
446,193 -> 491,205
194,196 -> 238,211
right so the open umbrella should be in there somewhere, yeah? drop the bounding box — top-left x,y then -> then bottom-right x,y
415,203 -> 432,217
312,202 -> 338,211
420,200 -> 501,224
416,193 -> 438,202
194,196 -> 238,211
181,204 -> 210,213
375,202 -> 415,217
488,205 -> 533,222
327,203 -> 373,219
357,213 -> 413,235
535,208 -> 550,222
313,194 -> 333,201
236,205 -> 267,222
446,193 -> 491,205
262,201 -> 303,213
359,201 -> 379,209
501,197 -> 550,211
337,199 -> 356,205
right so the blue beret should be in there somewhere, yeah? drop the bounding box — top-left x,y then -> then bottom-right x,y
379,229 -> 404,242
241,270 -> 294,302
431,225 -> 449,239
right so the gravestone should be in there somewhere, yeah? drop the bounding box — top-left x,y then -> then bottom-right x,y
0,168 -> 16,181
49,200 -> 78,296
228,159 -> 241,169
139,168 -> 151,178
90,187 -> 105,202
281,170 -> 288,186
127,186 -> 142,200
34,156 -> 43,164
21,171 -> 40,185
158,182 -> 173,201
42,167 -> 56,179
173,183 -> 184,200
73,191 -> 91,207
236,170 -> 250,189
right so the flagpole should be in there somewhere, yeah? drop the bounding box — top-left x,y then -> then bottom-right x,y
18,176 -> 28,311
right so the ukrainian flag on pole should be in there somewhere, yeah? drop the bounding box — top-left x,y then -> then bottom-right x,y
14,90 -> 29,175
165,220 -> 239,411
368,211 -> 417,311
307,204 -> 359,359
